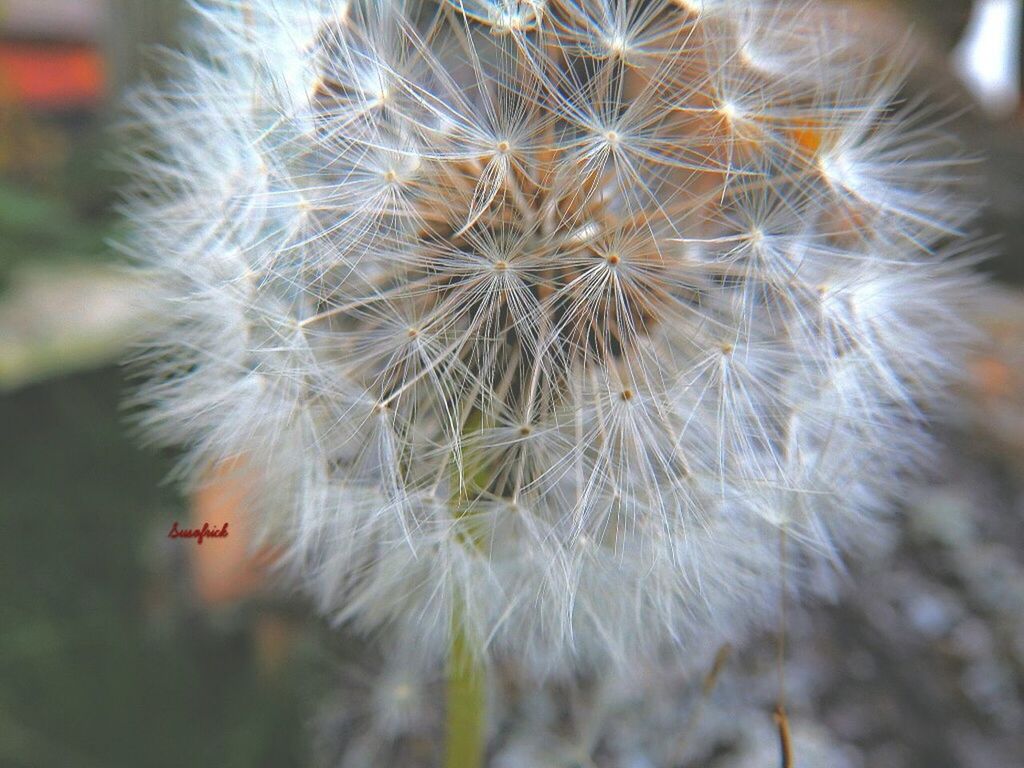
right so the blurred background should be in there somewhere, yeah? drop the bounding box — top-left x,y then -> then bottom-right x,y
0,1 -> 1021,767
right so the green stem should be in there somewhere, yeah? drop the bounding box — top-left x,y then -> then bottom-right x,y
444,614 -> 487,768
445,412 -> 488,768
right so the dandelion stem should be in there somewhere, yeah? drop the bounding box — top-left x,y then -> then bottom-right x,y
446,417 -> 487,768
445,608 -> 486,768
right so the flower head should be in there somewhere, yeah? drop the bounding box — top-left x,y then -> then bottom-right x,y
126,0 -> 980,671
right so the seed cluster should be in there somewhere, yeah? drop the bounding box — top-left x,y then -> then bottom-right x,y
127,0 -> 980,669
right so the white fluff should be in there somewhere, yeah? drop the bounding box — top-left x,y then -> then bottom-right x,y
124,0 -> 982,672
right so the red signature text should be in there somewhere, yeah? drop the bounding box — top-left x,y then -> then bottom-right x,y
168,522 -> 229,545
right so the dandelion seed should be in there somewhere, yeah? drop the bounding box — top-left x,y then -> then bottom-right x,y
126,0 -> 982,672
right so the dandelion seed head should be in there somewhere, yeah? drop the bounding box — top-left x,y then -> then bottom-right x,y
126,0 -> 982,672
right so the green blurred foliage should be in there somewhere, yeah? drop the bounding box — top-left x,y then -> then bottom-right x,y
0,180 -> 112,294
0,369 -> 323,768
0,7 -> 328,764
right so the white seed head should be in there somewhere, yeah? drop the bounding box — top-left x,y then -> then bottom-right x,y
125,0 -> 982,672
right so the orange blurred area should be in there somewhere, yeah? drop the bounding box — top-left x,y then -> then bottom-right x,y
190,457 -> 279,606
971,356 -> 1015,400
0,41 -> 105,109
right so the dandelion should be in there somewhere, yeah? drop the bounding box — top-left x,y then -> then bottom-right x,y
125,0 -> 981,747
